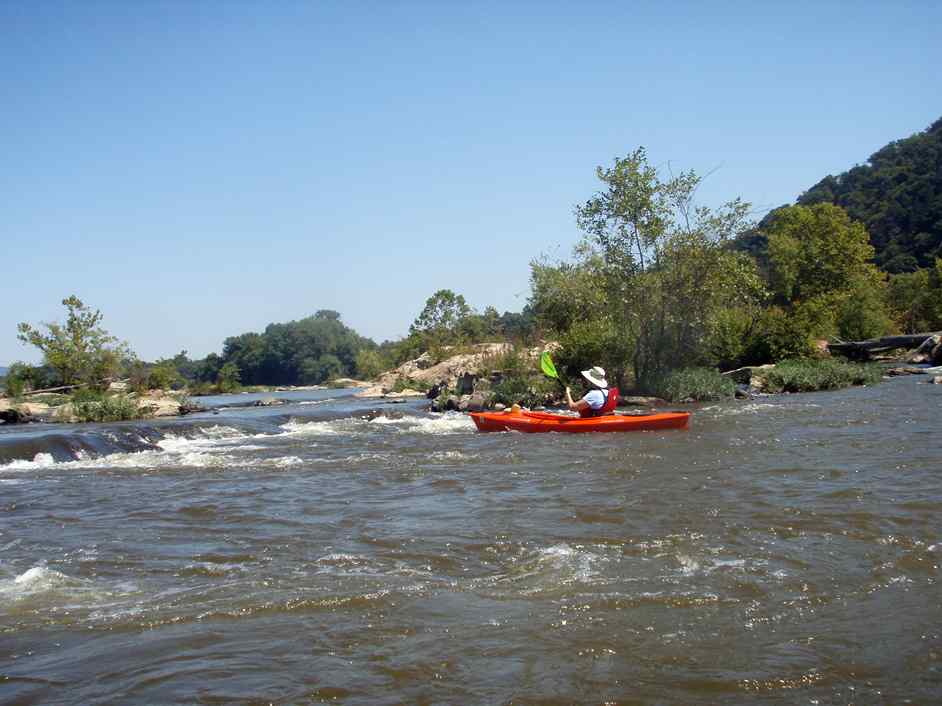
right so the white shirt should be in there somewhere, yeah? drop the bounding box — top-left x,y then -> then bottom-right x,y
582,388 -> 607,410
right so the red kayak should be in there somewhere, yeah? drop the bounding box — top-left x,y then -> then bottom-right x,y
470,409 -> 690,433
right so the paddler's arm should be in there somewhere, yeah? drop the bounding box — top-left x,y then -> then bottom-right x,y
565,386 -> 589,413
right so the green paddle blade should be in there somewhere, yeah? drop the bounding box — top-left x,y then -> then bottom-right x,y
540,351 -> 559,379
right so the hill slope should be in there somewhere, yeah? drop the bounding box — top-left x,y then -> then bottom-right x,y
797,117 -> 942,271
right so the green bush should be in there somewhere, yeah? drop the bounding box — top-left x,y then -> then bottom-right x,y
70,390 -> 141,422
392,377 -> 432,393
650,367 -> 736,402
749,306 -> 815,362
491,374 -> 557,408
355,349 -> 387,380
706,307 -> 760,370
555,316 -> 632,389
146,362 -> 183,391
763,358 -> 883,393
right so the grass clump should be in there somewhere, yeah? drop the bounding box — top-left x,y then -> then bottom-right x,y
763,358 -> 883,393
651,367 -> 737,402
70,389 -> 141,422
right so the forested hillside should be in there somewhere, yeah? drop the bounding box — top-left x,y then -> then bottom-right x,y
797,117 -> 942,272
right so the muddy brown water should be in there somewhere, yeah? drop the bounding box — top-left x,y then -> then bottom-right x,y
1,380 -> 940,704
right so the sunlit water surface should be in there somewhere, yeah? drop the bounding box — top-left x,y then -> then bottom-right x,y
1,380 -> 940,704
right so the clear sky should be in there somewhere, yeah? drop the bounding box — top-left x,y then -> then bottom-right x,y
2,1 -> 939,364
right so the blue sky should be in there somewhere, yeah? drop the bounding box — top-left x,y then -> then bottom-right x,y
2,1 -> 939,364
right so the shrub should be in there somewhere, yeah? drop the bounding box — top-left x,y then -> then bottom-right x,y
70,390 -> 141,422
650,367 -> 736,402
749,306 -> 815,362
392,377 -> 432,393
706,307 -> 759,370
491,374 -> 557,408
146,362 -> 183,391
763,358 -> 883,393
355,349 -> 386,380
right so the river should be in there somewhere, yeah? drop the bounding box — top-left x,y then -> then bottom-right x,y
1,378 -> 939,704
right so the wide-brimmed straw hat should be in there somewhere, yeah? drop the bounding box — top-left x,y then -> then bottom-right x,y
581,366 -> 608,388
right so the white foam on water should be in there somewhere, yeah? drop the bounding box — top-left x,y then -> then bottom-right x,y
676,553 -> 701,575
1,452 -> 57,471
427,450 -> 476,461
0,566 -> 90,603
370,412 -> 475,435
279,419 -> 347,436
535,543 -> 609,584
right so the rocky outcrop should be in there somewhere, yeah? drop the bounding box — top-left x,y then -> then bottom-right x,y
0,400 -> 52,424
355,342 -> 555,400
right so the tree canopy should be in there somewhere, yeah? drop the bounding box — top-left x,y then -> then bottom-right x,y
797,117 -> 942,271
17,296 -> 132,388
220,310 -> 376,386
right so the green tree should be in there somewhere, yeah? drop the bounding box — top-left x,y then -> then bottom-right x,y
409,289 -> 474,354
762,203 -> 891,342
355,349 -> 386,380
765,203 -> 879,302
17,296 -> 132,387
572,148 -> 760,387
886,261 -> 942,333
147,361 -> 184,390
216,362 -> 241,392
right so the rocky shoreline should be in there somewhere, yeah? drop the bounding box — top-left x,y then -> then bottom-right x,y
4,336 -> 940,426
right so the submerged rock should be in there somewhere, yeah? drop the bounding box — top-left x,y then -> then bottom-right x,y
620,395 -> 667,407
254,397 -> 284,406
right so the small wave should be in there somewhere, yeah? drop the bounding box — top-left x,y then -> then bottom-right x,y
0,565 -> 125,607
369,412 -> 475,435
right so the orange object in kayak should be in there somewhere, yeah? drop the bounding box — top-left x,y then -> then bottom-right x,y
469,409 -> 690,433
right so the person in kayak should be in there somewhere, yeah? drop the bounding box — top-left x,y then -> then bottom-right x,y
565,366 -> 619,417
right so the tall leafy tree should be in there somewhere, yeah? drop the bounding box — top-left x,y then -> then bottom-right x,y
571,148 -> 761,386
763,203 -> 891,340
17,296 -> 132,387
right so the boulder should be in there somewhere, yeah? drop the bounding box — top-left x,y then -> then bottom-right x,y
722,364 -> 776,388
254,397 -> 284,406
931,376 -> 942,385
329,378 -> 368,389
620,395 -> 667,407
445,395 -> 461,411
0,407 -> 30,424
139,397 -> 183,418
463,391 -> 491,412
455,372 -> 476,396
384,389 -> 425,398
886,367 -> 927,376
354,384 -> 387,398
907,334 -> 941,364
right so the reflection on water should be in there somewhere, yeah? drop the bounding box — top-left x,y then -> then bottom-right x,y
1,378 -> 940,704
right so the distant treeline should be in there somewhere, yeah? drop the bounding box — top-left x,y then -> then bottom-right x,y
159,302 -> 537,389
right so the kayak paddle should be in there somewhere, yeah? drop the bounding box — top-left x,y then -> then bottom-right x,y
540,351 -> 567,387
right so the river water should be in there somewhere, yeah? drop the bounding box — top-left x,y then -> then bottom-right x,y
1,378 -> 939,704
